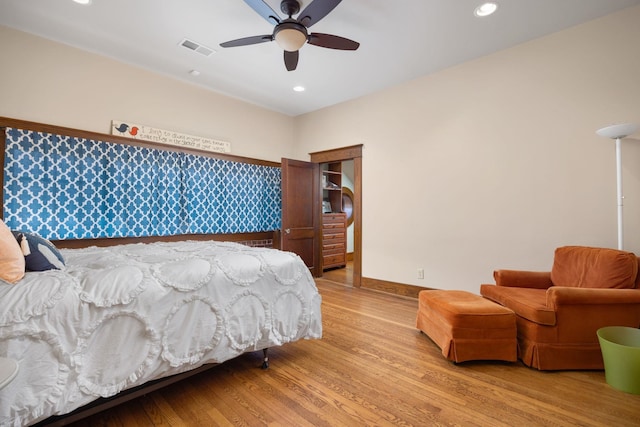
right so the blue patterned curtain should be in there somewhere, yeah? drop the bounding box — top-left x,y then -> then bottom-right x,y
3,127 -> 281,239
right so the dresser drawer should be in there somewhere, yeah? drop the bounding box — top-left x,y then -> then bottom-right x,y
323,213 -> 346,224
323,232 -> 345,242
323,253 -> 346,268
323,242 -> 345,254
323,222 -> 345,231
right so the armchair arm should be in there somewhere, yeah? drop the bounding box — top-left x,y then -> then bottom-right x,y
547,287 -> 640,310
493,270 -> 552,289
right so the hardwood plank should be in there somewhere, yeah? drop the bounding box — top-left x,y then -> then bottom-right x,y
148,395 -> 187,426
64,278 -> 640,427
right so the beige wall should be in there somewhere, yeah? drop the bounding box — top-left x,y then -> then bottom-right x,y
2,7 -> 640,294
294,6 -> 640,292
0,26 -> 295,162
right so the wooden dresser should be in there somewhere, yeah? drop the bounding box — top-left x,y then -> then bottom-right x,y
322,212 -> 347,270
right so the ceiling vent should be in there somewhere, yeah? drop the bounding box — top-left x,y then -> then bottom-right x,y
179,38 -> 215,57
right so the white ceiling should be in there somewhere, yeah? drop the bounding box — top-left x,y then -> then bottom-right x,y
2,0 -> 639,116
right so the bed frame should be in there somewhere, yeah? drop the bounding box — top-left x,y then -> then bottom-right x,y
32,347 -> 270,427
1,117 -> 281,426
32,364 -> 216,426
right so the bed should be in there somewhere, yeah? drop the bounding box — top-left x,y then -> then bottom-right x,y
0,118 -> 322,426
0,239 -> 322,426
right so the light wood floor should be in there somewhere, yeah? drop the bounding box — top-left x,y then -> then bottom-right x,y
66,277 -> 640,426
322,261 -> 353,286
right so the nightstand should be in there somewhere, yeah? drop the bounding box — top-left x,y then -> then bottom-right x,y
0,357 -> 19,389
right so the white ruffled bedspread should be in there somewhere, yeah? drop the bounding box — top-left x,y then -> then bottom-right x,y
0,241 -> 322,426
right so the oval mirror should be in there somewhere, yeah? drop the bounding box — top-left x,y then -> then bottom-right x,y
341,187 -> 354,227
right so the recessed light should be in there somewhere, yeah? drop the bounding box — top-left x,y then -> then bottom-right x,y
474,2 -> 498,17
73,0 -> 92,5
293,86 -> 305,92
189,69 -> 201,77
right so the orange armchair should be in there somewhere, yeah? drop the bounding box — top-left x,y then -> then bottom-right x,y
480,246 -> 640,370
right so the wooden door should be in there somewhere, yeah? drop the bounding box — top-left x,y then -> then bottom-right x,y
281,158 -> 321,277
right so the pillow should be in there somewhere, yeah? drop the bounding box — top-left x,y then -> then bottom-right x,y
551,246 -> 638,289
12,231 -> 65,271
0,219 -> 25,283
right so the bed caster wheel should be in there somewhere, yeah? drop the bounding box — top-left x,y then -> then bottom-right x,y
261,360 -> 269,369
261,348 -> 269,369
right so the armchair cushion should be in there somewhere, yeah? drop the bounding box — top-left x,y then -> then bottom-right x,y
493,270 -> 552,289
550,246 -> 638,289
480,285 -> 555,325
546,286 -> 640,309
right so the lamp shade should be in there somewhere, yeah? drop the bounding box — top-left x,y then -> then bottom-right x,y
595,122 -> 639,250
596,123 -> 639,140
274,22 -> 307,52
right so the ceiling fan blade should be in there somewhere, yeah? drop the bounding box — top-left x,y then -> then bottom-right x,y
243,0 -> 281,25
308,33 -> 359,50
284,50 -> 299,71
298,0 -> 342,28
220,35 -> 273,48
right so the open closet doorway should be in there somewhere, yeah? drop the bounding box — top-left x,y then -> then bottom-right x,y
310,145 -> 362,287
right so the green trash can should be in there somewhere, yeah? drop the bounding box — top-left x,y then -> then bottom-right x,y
597,326 -> 640,394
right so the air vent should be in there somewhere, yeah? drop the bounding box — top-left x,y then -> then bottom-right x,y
179,38 -> 215,57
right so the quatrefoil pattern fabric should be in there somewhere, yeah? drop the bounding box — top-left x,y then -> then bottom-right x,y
3,128 -> 281,240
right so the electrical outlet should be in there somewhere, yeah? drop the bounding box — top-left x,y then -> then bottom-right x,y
417,268 -> 424,279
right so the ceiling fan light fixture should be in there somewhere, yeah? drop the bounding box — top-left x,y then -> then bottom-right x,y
274,22 -> 308,52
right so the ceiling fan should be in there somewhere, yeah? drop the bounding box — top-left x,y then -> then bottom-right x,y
220,0 -> 360,71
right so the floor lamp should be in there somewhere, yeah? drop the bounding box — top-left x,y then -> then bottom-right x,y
596,123 -> 639,250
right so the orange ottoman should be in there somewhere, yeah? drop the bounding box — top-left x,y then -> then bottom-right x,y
416,290 -> 517,363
